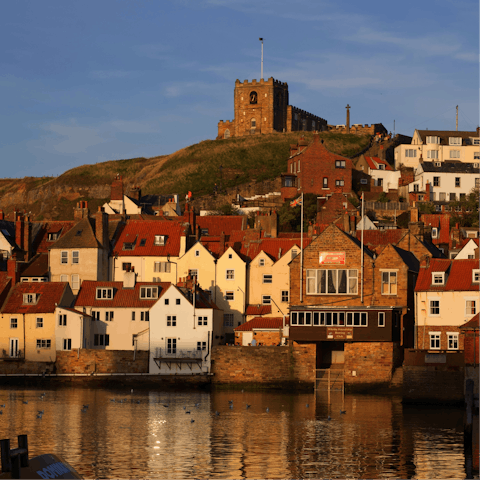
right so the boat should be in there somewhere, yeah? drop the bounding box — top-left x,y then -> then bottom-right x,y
0,435 -> 82,479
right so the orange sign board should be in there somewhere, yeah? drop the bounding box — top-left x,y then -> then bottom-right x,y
319,252 -> 345,265
327,327 -> 353,339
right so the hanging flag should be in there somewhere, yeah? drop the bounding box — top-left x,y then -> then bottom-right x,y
290,196 -> 302,207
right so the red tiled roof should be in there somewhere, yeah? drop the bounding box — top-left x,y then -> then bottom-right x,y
235,316 -> 288,331
75,281 -> 171,308
112,220 -> 183,257
460,313 -> 479,330
58,306 -> 92,317
245,305 -> 272,316
197,216 -> 246,236
356,229 -> 405,246
364,156 -> 393,171
20,253 -> 48,278
415,259 -> 480,291
255,238 -> 312,261
1,282 -> 68,314
420,214 -> 451,246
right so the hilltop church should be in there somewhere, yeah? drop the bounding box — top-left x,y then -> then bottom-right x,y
217,77 -> 328,139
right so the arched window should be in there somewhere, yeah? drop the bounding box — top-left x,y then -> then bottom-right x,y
224,129 -> 230,139
250,91 -> 257,104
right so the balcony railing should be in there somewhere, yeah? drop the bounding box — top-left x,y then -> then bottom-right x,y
154,348 -> 203,360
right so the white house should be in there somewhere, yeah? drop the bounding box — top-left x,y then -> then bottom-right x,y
54,306 -> 93,351
149,281 -> 223,375
409,161 -> 480,202
453,238 -> 479,259
395,129 -> 480,170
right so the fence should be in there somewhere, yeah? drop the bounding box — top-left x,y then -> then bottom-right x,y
154,347 -> 204,360
315,368 -> 345,392
364,201 -> 408,211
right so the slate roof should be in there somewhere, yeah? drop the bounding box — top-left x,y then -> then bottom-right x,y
416,130 -> 478,145
31,221 -> 75,254
1,282 -> 69,314
112,220 -> 183,257
245,305 -> 272,316
420,161 -> 480,174
235,316 -> 288,331
75,281 -> 170,308
415,259 -> 480,292
48,218 -> 100,249
392,245 -> 420,272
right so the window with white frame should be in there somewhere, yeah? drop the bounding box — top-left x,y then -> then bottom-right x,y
405,149 -> 417,157
36,339 -> 51,349
96,288 -> 113,299
91,311 -> 100,321
427,150 -> 438,159
473,270 -> 480,283
450,193 -> 456,201
449,137 -> 462,145
105,311 -> 114,322
23,293 -> 38,304
58,314 -> 67,326
447,333 -> 459,350
60,275 -> 68,283
228,253 -> 233,259
226,269 -> 234,280
189,269 -> 198,279
263,274 -> 272,284
63,339 -> 72,351
381,271 -> 397,295
335,179 -> 345,186
72,251 -> 79,264
122,262 -> 132,271
433,176 -> 440,187
306,269 -> 358,295
36,317 -> 43,328
167,315 -> 176,326
291,249 -> 298,260
72,274 -> 80,291
335,160 -> 346,168
474,153 -> 480,160
346,312 -> 367,326
429,300 -> 440,316
378,312 -> 385,327
223,314 -> 234,327
195,250 -> 200,257
140,286 -> 158,299
473,138 -> 480,145
455,177 -> 460,187
360,179 -> 368,184
413,184 -> 419,192
466,300 -> 477,316
262,295 -> 271,305
131,311 -> 135,321
426,136 -> 440,144
450,150 -> 460,159
225,291 -> 234,301
323,177 -> 328,188
10,318 -> 17,329
154,262 -> 171,273
141,311 -> 149,321
197,316 -> 208,326
281,290 -> 289,302
61,251 -> 68,264
429,332 -> 441,350
197,341 -> 207,351
166,338 -> 176,354
431,227 -> 438,238
154,235 -> 166,246
259,258 -> 265,266
432,272 -> 444,285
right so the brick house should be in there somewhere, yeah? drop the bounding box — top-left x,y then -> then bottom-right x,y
288,224 -> 419,388
281,135 -> 353,200
414,258 -> 479,352
234,316 -> 288,346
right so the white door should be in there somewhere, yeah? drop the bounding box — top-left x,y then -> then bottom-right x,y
9,338 -> 19,357
242,332 -> 253,346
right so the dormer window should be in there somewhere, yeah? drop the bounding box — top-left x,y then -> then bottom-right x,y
201,229 -> 209,236
123,242 -> 135,251
139,238 -> 147,247
432,272 -> 445,285
23,293 -> 38,305
431,227 -> 438,238
449,137 -> 462,145
154,235 -> 166,246
96,288 -> 113,299
426,136 -> 440,144
48,232 -> 59,241
473,270 -> 480,283
140,286 -> 158,299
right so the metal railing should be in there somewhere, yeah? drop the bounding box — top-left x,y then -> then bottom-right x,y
315,368 -> 345,391
154,348 -> 203,360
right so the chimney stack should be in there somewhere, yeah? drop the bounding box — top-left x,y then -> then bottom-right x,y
95,207 -> 109,249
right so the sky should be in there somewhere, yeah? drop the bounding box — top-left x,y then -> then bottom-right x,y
1,0 -> 478,179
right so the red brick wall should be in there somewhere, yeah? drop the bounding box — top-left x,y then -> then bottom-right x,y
415,325 -> 465,351
211,342 -> 315,386
0,361 -> 50,375
344,342 -> 401,387
281,186 -> 298,201
464,332 -> 479,365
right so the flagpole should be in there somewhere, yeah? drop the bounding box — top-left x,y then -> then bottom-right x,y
361,192 -> 364,304
300,192 -> 304,303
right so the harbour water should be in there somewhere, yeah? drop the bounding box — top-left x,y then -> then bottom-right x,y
0,385 -> 474,479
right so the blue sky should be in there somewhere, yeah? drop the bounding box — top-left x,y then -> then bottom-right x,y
1,0 -> 478,179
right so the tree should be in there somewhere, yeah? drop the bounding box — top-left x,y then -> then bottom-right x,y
279,193 -> 317,232
450,188 -> 479,228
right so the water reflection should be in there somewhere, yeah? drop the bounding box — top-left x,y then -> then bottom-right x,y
0,386 -> 472,479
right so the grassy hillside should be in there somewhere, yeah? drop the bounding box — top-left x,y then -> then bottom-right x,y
0,132 -> 370,220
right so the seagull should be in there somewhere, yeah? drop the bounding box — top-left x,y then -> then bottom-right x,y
38,410 -> 44,415
266,408 -> 269,413
83,404 -> 89,409
246,404 -> 251,409
215,411 -> 220,416
327,416 -> 332,421
183,406 -> 186,410
23,401 -> 28,404
136,400 -> 140,404
185,410 -> 191,414
110,399 -> 116,402
190,419 -> 195,423
306,404 -> 309,408
163,404 -> 169,408
36,414 -> 42,419
131,389 -> 134,393
228,400 -> 233,404
0,404 -> 5,408
81,408 -> 87,413
0,411 -> 3,415
229,404 -> 233,409
340,409 -> 346,414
